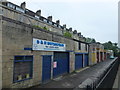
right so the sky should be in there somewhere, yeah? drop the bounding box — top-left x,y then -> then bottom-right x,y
8,0 -> 119,43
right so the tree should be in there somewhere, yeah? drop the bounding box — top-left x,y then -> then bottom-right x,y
108,41 -> 112,45
85,37 -> 96,43
103,41 -> 120,57
91,39 -> 96,43
114,43 -> 117,46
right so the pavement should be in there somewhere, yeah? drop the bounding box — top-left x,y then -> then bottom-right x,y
29,58 -> 116,89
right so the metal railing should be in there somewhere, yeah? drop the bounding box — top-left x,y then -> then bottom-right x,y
95,58 -> 119,89
74,57 -> 119,90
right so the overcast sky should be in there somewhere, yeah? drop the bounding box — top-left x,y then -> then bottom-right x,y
9,0 -> 119,43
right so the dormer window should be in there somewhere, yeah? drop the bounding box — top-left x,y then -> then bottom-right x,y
25,9 -> 35,17
54,23 -> 57,27
48,21 -> 53,25
16,6 -> 25,13
43,19 -> 48,23
60,26 -> 64,29
35,15 -> 39,19
58,25 -> 61,28
7,3 -> 15,9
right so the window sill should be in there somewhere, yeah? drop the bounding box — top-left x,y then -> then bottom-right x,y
13,77 -> 32,83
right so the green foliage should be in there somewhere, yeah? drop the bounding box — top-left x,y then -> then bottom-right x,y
63,31 -> 72,38
103,41 -> 120,57
33,25 -> 49,31
91,39 -> 96,43
103,41 -> 115,50
33,25 -> 42,28
85,37 -> 96,43
43,26 -> 48,31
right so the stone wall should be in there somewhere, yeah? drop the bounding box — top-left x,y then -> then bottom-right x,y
2,6 -> 63,35
1,16 -> 88,88
89,44 -> 97,65
1,3 -> 85,41
0,2 -> 89,88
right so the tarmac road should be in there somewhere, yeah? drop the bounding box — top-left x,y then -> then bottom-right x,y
30,58 -> 116,89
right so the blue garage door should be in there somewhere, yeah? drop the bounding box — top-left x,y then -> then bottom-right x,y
75,54 -> 83,70
84,54 -> 89,67
42,55 -> 52,83
53,52 -> 69,78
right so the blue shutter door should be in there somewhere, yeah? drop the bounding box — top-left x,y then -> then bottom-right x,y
75,54 -> 83,70
42,55 -> 52,83
53,52 -> 69,78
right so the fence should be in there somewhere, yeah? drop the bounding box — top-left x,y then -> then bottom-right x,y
96,57 -> 119,89
74,57 -> 119,90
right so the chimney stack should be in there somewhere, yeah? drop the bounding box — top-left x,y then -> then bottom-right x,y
63,24 -> 66,29
47,16 -> 52,21
20,2 -> 26,10
73,30 -> 77,34
69,28 -> 72,32
81,35 -> 83,38
36,10 -> 41,16
56,20 -> 60,25
78,32 -> 81,37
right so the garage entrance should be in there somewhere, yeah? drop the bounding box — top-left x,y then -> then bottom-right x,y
53,52 -> 69,78
42,55 -> 52,83
75,54 -> 83,70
